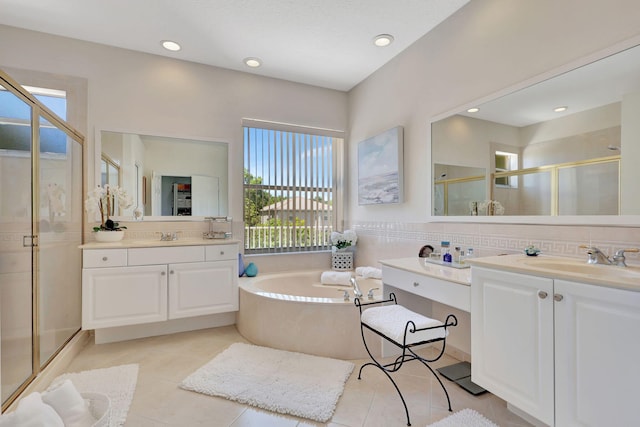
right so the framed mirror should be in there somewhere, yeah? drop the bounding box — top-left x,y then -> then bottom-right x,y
431,42 -> 640,219
97,130 -> 229,220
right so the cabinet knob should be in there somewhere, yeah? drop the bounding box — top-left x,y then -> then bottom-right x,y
554,294 -> 564,302
161,271 -> 166,276
170,270 -> 174,274
220,251 -> 225,255
102,257 -> 108,261
413,281 -> 420,287
538,291 -> 548,299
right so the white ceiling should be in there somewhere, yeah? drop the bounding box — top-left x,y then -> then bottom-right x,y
459,44 -> 640,127
0,0 -> 469,91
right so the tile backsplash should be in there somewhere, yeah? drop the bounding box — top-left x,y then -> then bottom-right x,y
347,221 -> 640,268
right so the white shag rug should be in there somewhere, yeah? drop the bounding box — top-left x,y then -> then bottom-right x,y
49,364 -> 139,427
180,342 -> 354,422
427,408 -> 499,427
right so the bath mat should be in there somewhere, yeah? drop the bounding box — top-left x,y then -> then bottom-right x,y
49,364 -> 139,427
427,408 -> 499,427
180,342 -> 354,422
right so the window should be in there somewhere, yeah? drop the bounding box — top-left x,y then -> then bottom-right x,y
243,120 -> 343,253
495,151 -> 518,187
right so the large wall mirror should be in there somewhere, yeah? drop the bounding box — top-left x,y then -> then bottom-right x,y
97,131 -> 229,220
432,42 -> 640,219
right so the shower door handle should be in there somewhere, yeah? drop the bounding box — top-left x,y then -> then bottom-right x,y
23,235 -> 39,247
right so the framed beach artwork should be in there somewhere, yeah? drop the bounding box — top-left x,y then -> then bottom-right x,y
357,126 -> 404,205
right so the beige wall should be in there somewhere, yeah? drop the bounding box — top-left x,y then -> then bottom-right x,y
3,0 -> 640,267
0,23 -> 348,236
347,0 -> 640,265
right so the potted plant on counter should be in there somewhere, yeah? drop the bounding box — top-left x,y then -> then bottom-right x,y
85,184 -> 133,242
330,230 -> 358,252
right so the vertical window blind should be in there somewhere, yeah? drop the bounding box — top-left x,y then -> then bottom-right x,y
243,120 -> 343,253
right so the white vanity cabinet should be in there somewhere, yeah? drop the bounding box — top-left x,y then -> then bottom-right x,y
472,265 -> 640,427
82,242 -> 238,330
471,267 -> 554,425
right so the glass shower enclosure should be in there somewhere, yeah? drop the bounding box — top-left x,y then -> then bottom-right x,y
0,69 -> 83,410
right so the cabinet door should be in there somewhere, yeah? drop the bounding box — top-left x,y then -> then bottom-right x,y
82,265 -> 167,329
168,260 -> 238,319
471,267 -> 554,426
555,279 -> 640,427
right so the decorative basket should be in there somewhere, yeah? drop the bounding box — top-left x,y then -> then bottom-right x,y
81,392 -> 111,427
332,252 -> 353,271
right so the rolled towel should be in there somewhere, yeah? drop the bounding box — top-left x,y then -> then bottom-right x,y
43,379 -> 96,427
320,271 -> 352,286
355,266 -> 382,279
0,392 -> 64,427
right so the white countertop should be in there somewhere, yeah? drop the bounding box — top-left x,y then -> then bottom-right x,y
468,254 -> 640,292
80,238 -> 240,249
379,257 -> 471,286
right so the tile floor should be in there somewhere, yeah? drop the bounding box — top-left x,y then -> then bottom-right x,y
61,326 -> 534,426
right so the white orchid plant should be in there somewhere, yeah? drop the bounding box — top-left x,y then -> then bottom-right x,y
85,184 -> 134,231
475,199 -> 505,216
330,230 -> 358,250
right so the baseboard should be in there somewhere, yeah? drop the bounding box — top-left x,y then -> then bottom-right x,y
5,330 -> 91,413
507,403 -> 549,427
94,312 -> 236,344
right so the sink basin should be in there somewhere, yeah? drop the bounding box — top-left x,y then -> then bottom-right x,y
523,258 -> 640,279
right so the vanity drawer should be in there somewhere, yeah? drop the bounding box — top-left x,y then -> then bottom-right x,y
205,244 -> 237,261
83,249 -> 128,268
128,246 -> 205,266
382,265 -> 470,312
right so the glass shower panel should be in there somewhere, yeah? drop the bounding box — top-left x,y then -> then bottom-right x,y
0,86 -> 34,404
38,116 -> 82,366
558,162 -> 619,215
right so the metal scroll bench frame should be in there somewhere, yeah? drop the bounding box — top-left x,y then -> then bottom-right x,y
354,292 -> 458,426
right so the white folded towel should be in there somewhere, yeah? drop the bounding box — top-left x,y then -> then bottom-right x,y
320,271 -> 352,286
355,266 -> 382,279
361,305 -> 447,345
0,392 -> 64,427
43,379 -> 96,427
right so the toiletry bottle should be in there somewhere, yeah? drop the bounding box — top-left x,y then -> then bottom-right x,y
459,249 -> 467,265
467,248 -> 474,260
442,241 -> 452,263
441,241 -> 450,262
454,246 -> 461,263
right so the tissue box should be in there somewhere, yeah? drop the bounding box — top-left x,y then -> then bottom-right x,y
332,252 -> 353,271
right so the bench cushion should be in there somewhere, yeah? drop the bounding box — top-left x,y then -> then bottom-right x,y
361,305 -> 447,345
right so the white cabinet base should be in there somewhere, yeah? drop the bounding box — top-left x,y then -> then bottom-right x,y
94,312 -> 236,344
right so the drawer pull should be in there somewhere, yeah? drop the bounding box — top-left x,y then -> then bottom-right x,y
102,257 -> 108,261
538,291 -> 548,299
413,281 -> 420,287
220,251 -> 225,255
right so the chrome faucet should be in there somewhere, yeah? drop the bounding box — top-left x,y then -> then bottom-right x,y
584,246 -> 612,265
611,248 -> 640,267
158,231 -> 180,241
581,245 -> 639,267
350,277 -> 363,299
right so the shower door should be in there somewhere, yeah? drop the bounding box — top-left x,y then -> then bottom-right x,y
0,83 -> 35,404
37,114 -> 83,367
0,71 -> 83,409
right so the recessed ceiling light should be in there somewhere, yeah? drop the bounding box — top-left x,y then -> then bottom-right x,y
161,40 -> 181,52
554,106 -> 568,112
373,34 -> 394,47
244,57 -> 262,68
467,107 -> 480,113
